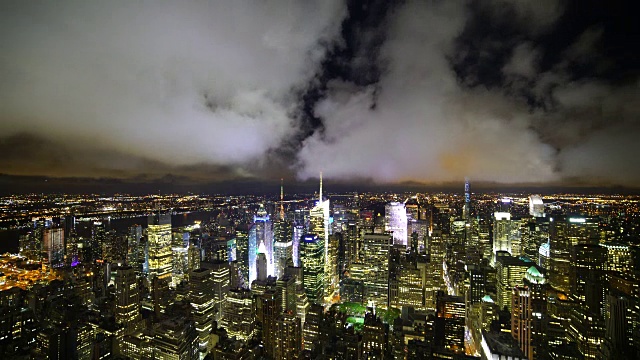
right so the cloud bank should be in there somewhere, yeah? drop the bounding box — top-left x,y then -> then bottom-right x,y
1,0 -> 639,187
1,1 -> 345,176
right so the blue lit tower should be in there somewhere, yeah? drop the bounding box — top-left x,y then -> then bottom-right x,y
249,205 -> 274,286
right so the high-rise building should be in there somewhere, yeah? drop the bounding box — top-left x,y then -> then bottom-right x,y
171,232 -> 190,287
112,265 -> 142,334
148,214 -> 172,281
43,228 -> 64,268
189,268 -> 215,359
602,243 -> 633,275
425,230 -> 446,309
221,289 -> 256,341
492,212 -> 517,263
300,234 -> 324,304
385,202 -> 408,248
362,312 -> 387,359
248,206 -> 274,286
309,173 -> 333,304
467,264 -> 487,305
529,195 -> 545,218
204,261 -> 230,323
511,285 -> 532,358
152,318 -> 199,360
126,225 -> 144,273
571,244 -> 606,312
235,226 -> 249,288
326,234 -> 339,304
256,289 -> 282,359
274,238 -> 293,280
548,215 -> 599,293
275,312 -> 302,360
463,178 -> 471,221
601,274 -> 639,358
389,253 -> 427,309
436,291 -> 465,354
303,303 -> 323,352
496,256 -> 532,311
361,233 -> 392,307
63,215 -> 79,266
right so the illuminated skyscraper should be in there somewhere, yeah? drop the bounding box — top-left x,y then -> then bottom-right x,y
512,268 -> 548,360
492,212 -> 517,263
63,215 -> 79,266
309,173 -> 332,304
126,225 -> 144,273
362,312 -> 387,359
43,227 -> 64,268
274,239 -> 293,280
152,318 -> 199,360
300,234 -> 324,304
496,256 -> 532,311
463,177 -> 471,221
248,205 -> 274,286
255,289 -> 282,359
221,289 -> 256,341
602,243 -> 632,275
275,312 -> 302,360
529,195 -> 545,218
112,265 -> 142,334
361,233 -> 392,307
436,291 -> 465,354
385,202 -> 408,247
189,268 -> 215,359
171,232 -> 189,287
549,215 -> 599,293
292,224 -> 304,267
512,285 -> 532,358
204,261 -> 231,323
148,214 -> 172,281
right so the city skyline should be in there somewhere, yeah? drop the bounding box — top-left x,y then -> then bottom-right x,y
1,187 -> 639,358
1,1 -> 639,189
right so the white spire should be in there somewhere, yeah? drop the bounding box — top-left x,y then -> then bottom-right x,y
319,171 -> 323,204
280,178 -> 284,220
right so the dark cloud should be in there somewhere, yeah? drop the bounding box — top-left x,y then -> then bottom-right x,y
1,0 -> 639,188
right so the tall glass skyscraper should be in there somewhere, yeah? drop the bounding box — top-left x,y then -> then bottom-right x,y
300,234 -> 324,304
147,214 -> 172,281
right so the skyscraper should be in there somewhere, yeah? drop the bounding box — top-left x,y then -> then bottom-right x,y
300,234 -> 324,304
189,268 -> 215,359
361,233 -> 392,307
112,265 -> 142,333
549,215 -> 599,293
492,212 -> 516,263
222,289 -> 256,341
147,214 -> 172,281
309,173 -> 332,304
436,291 -> 465,354
529,195 -> 545,218
248,205 -> 274,286
275,312 -> 302,360
43,227 -> 64,268
385,202 -> 408,248
512,285 -> 532,358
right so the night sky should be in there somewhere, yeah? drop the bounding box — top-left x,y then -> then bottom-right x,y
1,0 -> 639,190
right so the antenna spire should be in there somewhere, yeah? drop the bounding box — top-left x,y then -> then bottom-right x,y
280,178 -> 285,220
319,172 -> 323,204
